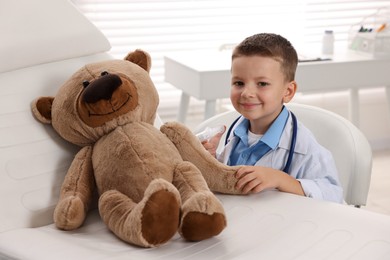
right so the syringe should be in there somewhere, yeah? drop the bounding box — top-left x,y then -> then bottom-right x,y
196,125 -> 225,142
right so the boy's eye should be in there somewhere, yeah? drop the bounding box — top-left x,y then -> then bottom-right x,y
258,82 -> 269,87
233,81 -> 244,87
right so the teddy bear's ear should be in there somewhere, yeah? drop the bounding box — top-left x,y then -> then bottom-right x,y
124,49 -> 151,73
31,96 -> 54,124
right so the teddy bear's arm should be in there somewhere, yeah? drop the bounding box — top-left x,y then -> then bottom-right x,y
161,122 -> 243,195
54,145 -> 96,230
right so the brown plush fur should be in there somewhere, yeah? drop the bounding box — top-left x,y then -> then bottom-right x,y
31,49 -> 243,248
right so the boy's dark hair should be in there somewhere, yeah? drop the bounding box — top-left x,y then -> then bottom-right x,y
232,33 -> 298,82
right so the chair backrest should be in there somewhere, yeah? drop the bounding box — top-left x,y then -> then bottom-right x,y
1,0 -> 111,73
194,103 -> 373,206
0,0 -> 112,232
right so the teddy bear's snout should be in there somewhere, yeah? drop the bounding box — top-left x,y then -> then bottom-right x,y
77,70 -> 139,128
82,73 -> 123,104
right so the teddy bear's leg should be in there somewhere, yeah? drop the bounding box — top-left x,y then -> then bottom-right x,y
98,179 -> 181,248
173,161 -> 226,241
54,146 -> 95,230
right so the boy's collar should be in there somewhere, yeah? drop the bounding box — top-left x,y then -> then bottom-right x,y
233,106 -> 288,149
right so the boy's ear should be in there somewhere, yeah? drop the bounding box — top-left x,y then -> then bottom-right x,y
31,96 -> 54,124
283,81 -> 297,103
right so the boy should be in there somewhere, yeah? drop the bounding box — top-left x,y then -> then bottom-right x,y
203,33 -> 343,203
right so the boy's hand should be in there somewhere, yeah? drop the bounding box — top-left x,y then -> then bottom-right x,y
235,166 -> 305,196
235,166 -> 280,193
201,126 -> 226,158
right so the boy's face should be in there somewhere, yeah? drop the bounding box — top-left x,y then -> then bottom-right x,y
230,55 -> 296,134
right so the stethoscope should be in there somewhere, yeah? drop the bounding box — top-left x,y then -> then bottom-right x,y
225,112 -> 297,174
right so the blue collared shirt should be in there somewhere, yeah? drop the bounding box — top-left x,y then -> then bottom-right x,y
228,107 -> 289,166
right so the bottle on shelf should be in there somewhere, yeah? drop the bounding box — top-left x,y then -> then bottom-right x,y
322,30 -> 334,57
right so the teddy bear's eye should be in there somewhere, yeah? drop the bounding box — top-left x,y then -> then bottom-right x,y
101,71 -> 109,76
82,80 -> 90,88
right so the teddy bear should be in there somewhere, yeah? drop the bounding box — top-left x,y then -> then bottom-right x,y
31,49 -> 242,248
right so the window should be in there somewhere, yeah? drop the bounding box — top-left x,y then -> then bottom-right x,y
71,0 -> 390,117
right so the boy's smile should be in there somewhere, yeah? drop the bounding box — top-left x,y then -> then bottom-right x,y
239,101 -> 263,110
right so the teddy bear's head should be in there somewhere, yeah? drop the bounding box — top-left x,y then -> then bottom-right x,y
32,50 -> 159,146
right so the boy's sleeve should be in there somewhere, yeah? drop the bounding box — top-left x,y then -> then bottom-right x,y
298,178 -> 344,203
297,149 -> 344,203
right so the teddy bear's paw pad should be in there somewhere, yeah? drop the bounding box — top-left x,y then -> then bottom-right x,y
141,189 -> 180,246
54,196 -> 86,230
180,211 -> 226,241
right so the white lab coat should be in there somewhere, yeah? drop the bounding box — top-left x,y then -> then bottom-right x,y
217,111 -> 344,203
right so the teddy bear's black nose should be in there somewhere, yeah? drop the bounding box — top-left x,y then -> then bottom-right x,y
82,73 -> 122,103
